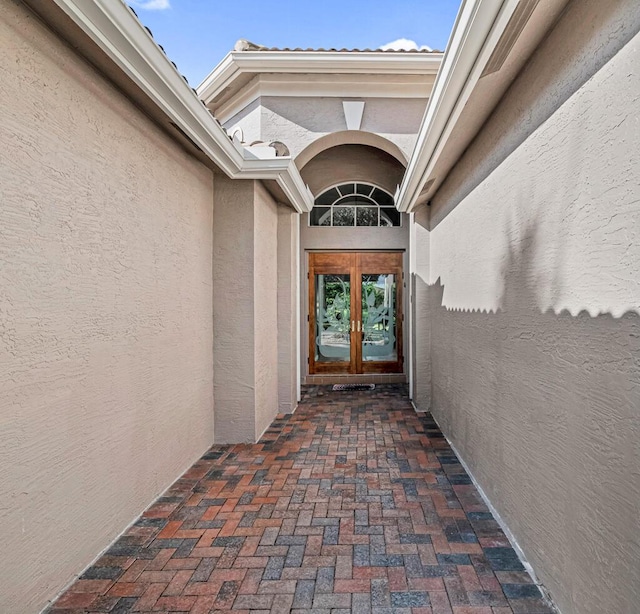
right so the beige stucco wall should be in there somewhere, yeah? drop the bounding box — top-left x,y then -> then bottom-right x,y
423,1 -> 640,612
253,182 -> 280,438
212,177 -> 256,442
299,144 -> 405,197
224,96 -> 427,160
277,205 -> 299,413
412,207 -> 431,408
0,2 -> 215,612
212,178 -> 281,442
301,218 -> 410,253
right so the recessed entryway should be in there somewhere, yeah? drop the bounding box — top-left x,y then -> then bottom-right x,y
308,252 -> 403,375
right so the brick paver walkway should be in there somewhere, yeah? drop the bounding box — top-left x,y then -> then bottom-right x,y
49,385 -> 553,614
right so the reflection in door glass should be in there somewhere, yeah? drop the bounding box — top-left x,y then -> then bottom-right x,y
361,274 -> 396,361
315,274 -> 351,362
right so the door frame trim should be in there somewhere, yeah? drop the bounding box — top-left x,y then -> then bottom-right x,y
307,250 -> 404,376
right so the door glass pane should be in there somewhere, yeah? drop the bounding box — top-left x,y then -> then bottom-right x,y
361,273 -> 397,362
315,274 -> 351,362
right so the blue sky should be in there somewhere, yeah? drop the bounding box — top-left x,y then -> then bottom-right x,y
128,0 -> 461,87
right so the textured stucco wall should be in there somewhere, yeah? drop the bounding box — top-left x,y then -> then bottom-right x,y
277,205 -> 299,413
212,178 -> 281,442
225,96 -> 426,160
301,217 -> 410,252
0,2 -> 215,612
424,2 -> 640,612
299,144 -> 405,197
224,98 -> 261,143
412,207 -> 431,409
253,182 -> 279,438
212,177 -> 256,443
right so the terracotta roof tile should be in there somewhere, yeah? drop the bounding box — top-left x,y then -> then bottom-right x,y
259,47 -> 441,53
233,39 -> 442,53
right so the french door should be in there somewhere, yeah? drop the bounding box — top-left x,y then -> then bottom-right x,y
308,252 -> 403,374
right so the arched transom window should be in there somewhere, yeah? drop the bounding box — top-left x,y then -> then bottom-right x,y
310,182 -> 401,227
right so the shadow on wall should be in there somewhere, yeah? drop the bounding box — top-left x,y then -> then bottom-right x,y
419,220 -> 640,614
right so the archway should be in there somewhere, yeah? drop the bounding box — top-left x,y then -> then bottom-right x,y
298,143 -> 406,197
296,130 -> 408,171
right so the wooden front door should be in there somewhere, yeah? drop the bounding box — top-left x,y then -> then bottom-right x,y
308,252 -> 403,374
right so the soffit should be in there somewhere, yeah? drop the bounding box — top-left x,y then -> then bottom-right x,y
424,0 -> 570,203
398,0 -> 571,211
198,51 -> 443,121
299,144 -> 405,197
213,73 -> 438,124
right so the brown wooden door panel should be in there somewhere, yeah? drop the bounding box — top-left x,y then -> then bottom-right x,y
310,252 -> 356,269
357,252 -> 402,270
357,252 -> 403,373
309,253 -> 356,374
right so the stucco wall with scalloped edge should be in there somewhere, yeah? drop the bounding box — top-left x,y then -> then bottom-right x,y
423,1 -> 640,612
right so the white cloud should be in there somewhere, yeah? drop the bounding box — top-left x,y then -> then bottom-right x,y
380,38 -> 432,52
130,0 -> 171,10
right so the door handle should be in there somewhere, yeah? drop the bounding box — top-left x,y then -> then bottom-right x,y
351,320 -> 355,332
357,320 -> 361,332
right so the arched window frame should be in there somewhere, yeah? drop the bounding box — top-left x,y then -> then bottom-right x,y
309,182 -> 401,227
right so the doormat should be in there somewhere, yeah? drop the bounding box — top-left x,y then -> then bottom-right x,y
332,383 -> 376,391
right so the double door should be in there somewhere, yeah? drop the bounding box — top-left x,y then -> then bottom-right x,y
309,252 -> 403,374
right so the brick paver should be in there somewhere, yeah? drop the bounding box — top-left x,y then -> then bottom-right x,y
48,385 -> 554,613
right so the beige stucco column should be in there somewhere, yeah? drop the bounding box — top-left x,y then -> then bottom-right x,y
412,206 -> 432,410
212,176 -> 281,442
277,205 -> 300,413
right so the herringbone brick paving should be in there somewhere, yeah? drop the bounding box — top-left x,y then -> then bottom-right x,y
49,385 -> 554,614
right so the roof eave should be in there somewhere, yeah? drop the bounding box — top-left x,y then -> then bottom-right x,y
47,0 -> 313,212
197,50 -> 443,104
396,0 -> 563,213
239,157 -> 315,214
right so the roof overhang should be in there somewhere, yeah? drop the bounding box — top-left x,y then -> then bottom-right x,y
30,0 -> 313,213
198,50 -> 443,123
396,0 -> 571,212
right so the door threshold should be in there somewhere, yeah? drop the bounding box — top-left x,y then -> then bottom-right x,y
304,374 -> 407,385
